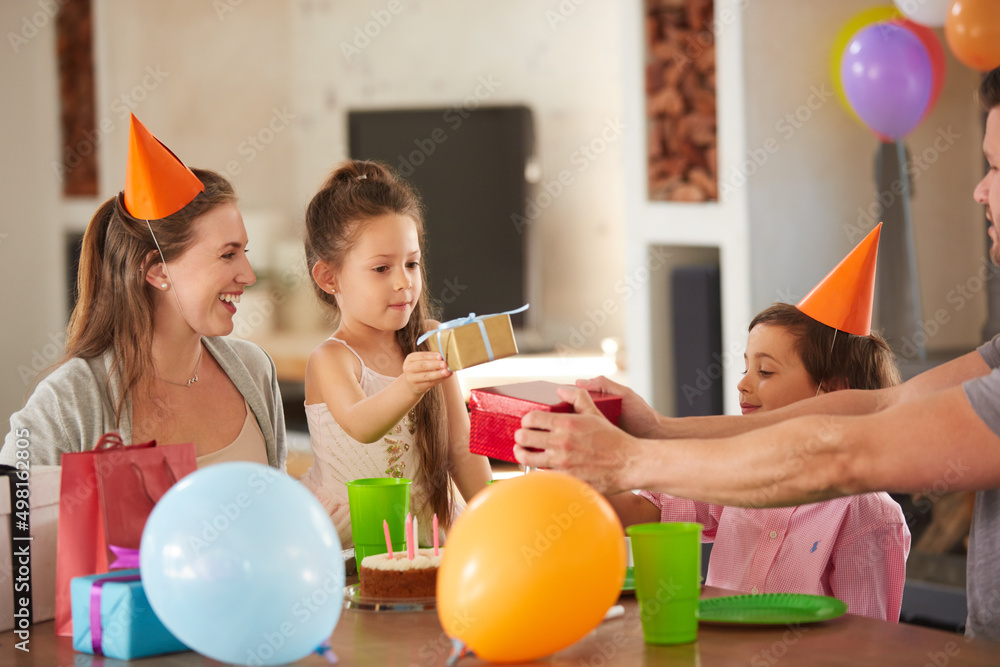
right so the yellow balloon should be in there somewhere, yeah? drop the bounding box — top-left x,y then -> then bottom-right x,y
830,5 -> 904,126
437,471 -> 626,663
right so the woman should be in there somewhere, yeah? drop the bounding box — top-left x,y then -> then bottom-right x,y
0,115 -> 285,468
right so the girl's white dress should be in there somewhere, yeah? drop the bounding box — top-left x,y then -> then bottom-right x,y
299,337 -> 456,547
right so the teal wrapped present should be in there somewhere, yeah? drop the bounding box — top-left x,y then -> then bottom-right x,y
71,569 -> 187,660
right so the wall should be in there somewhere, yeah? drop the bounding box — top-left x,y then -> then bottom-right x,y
289,0 -> 626,347
89,0 -> 627,349
743,1 -> 986,354
0,0 -> 628,422
0,0 -> 62,423
94,0 -> 296,221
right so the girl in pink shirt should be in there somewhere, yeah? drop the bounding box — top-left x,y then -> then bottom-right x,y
611,303 -> 911,621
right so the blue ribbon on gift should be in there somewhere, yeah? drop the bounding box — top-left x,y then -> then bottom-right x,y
417,304 -> 529,371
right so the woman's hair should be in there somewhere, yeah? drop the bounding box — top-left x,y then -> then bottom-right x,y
304,159 -> 454,528
65,169 -> 237,422
977,66 -> 1000,112
750,303 -> 901,390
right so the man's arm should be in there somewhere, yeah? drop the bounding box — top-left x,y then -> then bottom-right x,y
514,382 -> 1000,506
598,348 -> 992,441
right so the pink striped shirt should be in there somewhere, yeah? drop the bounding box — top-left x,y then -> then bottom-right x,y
638,491 -> 911,621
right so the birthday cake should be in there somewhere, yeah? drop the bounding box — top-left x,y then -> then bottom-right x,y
359,548 -> 442,599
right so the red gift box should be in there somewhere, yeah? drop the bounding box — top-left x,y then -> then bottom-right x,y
469,381 -> 622,463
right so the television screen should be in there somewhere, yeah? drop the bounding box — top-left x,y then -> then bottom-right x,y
348,106 -> 534,328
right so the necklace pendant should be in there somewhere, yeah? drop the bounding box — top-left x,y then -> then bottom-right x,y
186,373 -> 199,387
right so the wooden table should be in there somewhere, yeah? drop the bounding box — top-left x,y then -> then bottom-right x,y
2,586 -> 996,666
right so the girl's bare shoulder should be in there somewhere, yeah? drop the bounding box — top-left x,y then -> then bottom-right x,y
307,337 -> 362,381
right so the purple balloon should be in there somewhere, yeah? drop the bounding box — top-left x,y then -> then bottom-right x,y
840,22 -> 933,140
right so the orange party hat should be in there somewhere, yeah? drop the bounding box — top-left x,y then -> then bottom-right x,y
124,114 -> 204,220
796,223 -> 882,336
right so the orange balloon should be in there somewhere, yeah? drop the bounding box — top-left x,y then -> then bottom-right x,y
437,472 -> 625,663
945,0 -> 1000,72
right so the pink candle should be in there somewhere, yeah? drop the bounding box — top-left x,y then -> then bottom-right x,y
433,513 -> 439,556
382,519 -> 393,559
406,512 -> 415,560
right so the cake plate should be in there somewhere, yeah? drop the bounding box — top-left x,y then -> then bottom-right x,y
342,583 -> 437,612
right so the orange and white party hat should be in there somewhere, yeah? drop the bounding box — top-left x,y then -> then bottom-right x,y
797,223 -> 881,336
123,114 -> 204,220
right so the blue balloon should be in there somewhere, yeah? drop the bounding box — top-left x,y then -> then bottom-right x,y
840,22 -> 933,140
140,462 -> 343,666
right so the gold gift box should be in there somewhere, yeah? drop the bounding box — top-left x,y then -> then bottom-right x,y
424,313 -> 519,371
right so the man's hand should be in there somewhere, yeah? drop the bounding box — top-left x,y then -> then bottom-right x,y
577,375 -> 663,438
513,386 -> 641,495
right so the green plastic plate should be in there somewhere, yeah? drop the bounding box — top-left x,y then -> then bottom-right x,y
622,567 -> 635,592
697,593 -> 848,625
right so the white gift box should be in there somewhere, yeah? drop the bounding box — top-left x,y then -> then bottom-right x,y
0,465 -> 60,631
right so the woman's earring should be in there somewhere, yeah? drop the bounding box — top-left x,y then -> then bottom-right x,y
330,287 -> 336,294
161,283 -> 169,290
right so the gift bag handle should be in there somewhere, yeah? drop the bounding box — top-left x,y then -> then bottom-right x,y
130,457 -> 180,505
94,433 -> 158,452
94,433 -> 125,450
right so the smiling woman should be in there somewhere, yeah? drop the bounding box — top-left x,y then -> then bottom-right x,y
0,115 -> 287,470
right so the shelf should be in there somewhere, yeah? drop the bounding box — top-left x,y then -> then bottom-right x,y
623,0 -> 751,415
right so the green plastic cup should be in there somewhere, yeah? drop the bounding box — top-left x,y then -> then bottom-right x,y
346,478 -> 411,563
626,522 -> 703,645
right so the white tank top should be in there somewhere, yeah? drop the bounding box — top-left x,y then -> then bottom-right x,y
299,337 -> 455,548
